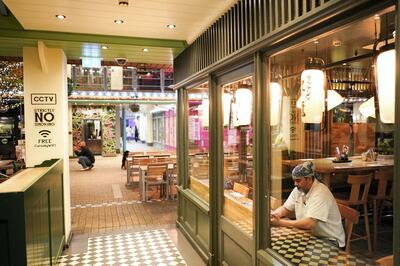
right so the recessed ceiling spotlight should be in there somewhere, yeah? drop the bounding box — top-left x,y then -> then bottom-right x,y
143,48 -> 149,52
332,40 -> 342,47
101,45 -> 109,50
374,14 -> 380,20
166,24 -> 176,29
114,19 -> 124,24
313,38 -> 318,44
56,14 -> 66,20
118,0 -> 129,6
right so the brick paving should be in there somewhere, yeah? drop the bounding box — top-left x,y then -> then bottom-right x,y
70,155 -> 177,235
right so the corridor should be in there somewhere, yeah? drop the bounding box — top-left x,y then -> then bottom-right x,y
60,153 -> 204,266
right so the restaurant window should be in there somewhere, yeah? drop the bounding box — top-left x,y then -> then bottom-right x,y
188,82 -> 209,202
268,9 -> 394,264
222,76 -> 254,236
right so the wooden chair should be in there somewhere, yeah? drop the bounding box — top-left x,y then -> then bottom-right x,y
337,203 -> 360,253
335,173 -> 373,255
376,255 -> 393,266
233,182 -> 249,198
144,163 -> 168,201
368,168 -> 393,249
153,154 -> 171,158
169,163 -> 178,199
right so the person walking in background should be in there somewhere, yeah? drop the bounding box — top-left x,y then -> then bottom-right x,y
74,141 -> 95,171
134,125 -> 139,142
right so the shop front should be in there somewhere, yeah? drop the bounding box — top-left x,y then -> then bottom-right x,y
174,1 -> 398,265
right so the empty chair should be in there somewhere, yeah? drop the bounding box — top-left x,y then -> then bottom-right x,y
144,163 -> 168,201
369,168 -> 393,249
153,154 -> 171,158
233,182 -> 249,198
337,203 -> 360,253
335,173 -> 373,255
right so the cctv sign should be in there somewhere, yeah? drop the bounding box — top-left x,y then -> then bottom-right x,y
31,93 -> 57,105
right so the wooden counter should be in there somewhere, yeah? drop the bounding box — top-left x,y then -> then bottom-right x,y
189,176 -> 253,224
0,159 -> 64,266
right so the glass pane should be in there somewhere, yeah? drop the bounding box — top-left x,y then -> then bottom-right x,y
222,76 -> 254,237
188,82 -> 209,202
268,10 -> 394,264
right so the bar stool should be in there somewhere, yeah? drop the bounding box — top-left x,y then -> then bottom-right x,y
368,168 -> 393,249
335,173 -> 373,256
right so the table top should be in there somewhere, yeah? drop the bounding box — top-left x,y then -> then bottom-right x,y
282,155 -> 394,174
0,167 -> 50,193
232,220 -> 377,266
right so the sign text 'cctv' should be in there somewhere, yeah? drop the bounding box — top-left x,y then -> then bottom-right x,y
31,93 -> 57,105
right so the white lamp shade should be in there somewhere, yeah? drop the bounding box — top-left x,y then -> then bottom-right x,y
234,88 -> 252,126
298,69 -> 325,123
377,48 -> 395,123
270,82 -> 282,126
327,90 -> 344,111
359,96 -> 376,118
200,99 -> 209,127
223,93 -> 232,126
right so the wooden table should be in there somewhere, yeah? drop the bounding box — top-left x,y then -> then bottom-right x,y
282,155 -> 394,187
126,156 -> 176,185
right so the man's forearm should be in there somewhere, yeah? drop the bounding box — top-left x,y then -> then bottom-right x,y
278,217 -> 316,230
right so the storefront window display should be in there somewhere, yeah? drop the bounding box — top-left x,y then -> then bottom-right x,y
188,82 -> 209,202
222,76 -> 254,236
267,9 -> 394,263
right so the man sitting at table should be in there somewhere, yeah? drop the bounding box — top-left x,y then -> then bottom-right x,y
270,161 -> 345,248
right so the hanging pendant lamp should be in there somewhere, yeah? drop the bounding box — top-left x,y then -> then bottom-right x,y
297,57 -> 325,123
233,88 -> 252,126
270,80 -> 282,126
376,44 -> 395,123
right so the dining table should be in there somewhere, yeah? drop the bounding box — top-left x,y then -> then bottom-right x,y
282,155 -> 394,187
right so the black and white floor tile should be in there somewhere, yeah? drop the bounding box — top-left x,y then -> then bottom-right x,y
59,229 -> 187,266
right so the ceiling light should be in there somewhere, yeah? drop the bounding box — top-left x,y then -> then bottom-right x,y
143,48 -> 149,52
118,0 -> 129,6
166,24 -> 176,29
56,14 -> 66,20
114,19 -> 124,24
101,45 -> 109,50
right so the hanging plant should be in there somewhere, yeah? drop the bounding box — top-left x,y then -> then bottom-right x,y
129,103 -> 140,113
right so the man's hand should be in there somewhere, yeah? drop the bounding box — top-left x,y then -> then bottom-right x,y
270,213 -> 281,226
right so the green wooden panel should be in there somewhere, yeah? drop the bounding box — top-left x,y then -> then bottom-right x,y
183,197 -> 196,232
197,210 -> 210,248
0,159 -> 64,266
221,233 -> 252,266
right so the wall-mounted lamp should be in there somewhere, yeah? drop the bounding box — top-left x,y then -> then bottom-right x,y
376,44 -> 395,123
327,90 -> 343,111
359,96 -> 376,118
297,57 -> 325,123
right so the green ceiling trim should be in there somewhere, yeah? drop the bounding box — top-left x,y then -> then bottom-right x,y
0,13 -> 187,49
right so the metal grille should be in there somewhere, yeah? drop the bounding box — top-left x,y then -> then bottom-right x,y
174,0 -> 333,82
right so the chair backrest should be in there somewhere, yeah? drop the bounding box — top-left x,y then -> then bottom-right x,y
137,158 -> 151,165
147,163 -> 167,179
129,151 -> 144,156
133,155 -> 149,164
374,168 -> 393,198
233,182 -> 249,198
376,255 -> 393,266
153,154 -> 171,158
337,203 -> 359,253
347,173 -> 373,204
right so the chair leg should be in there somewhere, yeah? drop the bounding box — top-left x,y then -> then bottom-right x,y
373,199 -> 378,250
144,183 -> 148,202
363,203 -> 372,256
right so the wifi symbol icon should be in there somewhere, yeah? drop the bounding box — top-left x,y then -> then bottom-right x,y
39,130 -> 51,138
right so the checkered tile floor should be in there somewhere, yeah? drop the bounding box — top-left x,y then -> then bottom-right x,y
59,229 -> 187,266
